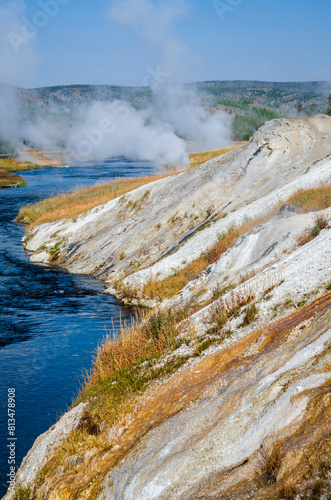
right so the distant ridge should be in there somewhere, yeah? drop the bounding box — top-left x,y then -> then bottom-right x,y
8,80 -> 329,114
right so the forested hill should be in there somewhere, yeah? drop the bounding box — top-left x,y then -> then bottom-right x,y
16,80 -> 331,114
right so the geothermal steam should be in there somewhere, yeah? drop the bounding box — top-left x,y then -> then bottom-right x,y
0,0 -> 231,167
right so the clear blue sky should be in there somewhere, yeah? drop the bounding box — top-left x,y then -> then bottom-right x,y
8,0 -> 331,87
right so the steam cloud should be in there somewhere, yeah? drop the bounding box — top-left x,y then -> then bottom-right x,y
0,1 -> 36,144
0,0 -> 231,167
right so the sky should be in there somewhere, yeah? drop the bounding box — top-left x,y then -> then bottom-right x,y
1,0 -> 331,88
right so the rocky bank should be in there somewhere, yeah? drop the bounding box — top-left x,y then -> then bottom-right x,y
6,116 -> 331,499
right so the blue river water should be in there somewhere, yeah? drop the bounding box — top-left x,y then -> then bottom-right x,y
0,159 -> 154,496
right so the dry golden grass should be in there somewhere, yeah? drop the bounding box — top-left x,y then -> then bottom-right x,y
207,287 -> 256,334
88,309 -> 182,387
78,308 -> 190,431
36,295 -> 331,498
16,173 -> 172,226
189,144 -> 244,169
81,285 -> 260,431
286,185 -> 331,213
258,443 -> 283,486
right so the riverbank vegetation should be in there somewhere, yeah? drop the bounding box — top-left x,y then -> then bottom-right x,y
0,158 -> 40,188
0,172 -> 26,188
0,158 -> 40,173
79,308 -> 189,426
34,291 -> 331,499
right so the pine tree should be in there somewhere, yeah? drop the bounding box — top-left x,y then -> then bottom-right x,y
327,94 -> 331,116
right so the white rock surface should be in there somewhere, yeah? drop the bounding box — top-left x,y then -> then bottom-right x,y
188,224 -> 331,334
24,116 -> 331,295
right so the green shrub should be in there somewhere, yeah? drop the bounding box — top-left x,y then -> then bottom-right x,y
232,108 -> 280,141
13,486 -> 31,500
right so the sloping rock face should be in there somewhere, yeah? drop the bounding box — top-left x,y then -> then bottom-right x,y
167,206 -> 331,321
12,116 -> 331,500
25,116 -> 331,290
97,300 -> 331,500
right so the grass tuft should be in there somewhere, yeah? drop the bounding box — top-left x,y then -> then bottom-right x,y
277,484 -> 298,499
13,486 -> 31,500
258,443 -> 283,486
297,214 -> 329,246
207,289 -> 255,334
286,185 -> 331,213
240,303 -> 258,327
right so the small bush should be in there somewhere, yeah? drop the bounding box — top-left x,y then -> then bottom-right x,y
312,214 -> 329,235
13,486 -> 31,500
258,444 -> 283,486
297,214 -> 329,246
232,107 -> 280,141
208,302 -> 228,334
240,303 -> 258,327
208,289 -> 255,334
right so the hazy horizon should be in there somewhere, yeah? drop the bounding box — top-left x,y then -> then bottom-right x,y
5,79 -> 331,91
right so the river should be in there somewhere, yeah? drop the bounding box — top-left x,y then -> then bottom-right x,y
0,159 -> 154,496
